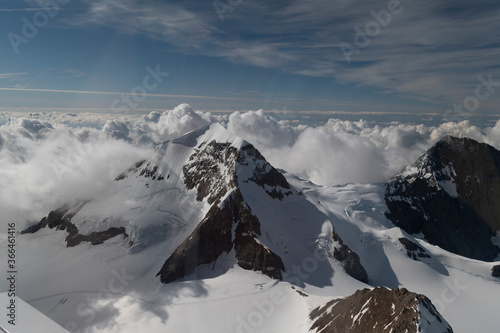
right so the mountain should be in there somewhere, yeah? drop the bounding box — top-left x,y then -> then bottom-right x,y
309,287 -> 453,333
11,129 -> 500,332
385,135 -> 500,262
23,123 -> 367,285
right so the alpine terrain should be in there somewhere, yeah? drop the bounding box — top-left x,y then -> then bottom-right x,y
2,123 -> 500,332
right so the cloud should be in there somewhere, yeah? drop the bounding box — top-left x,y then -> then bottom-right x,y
0,104 -> 221,225
0,87 -> 255,103
0,8 -> 52,12
70,0 -> 215,51
2,103 -> 500,227
276,127 -> 387,185
5,118 -> 54,140
0,72 -> 27,79
225,107 -> 500,185
130,103 -> 214,145
227,113 -> 388,184
0,118 -> 154,225
227,110 -> 301,149
103,119 -> 130,141
64,69 -> 86,78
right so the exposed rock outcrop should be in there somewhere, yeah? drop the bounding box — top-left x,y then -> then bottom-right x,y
21,205 -> 128,247
309,287 -> 453,333
386,136 -> 500,261
399,237 -> 431,261
239,144 -> 292,200
156,189 -> 285,283
332,227 -> 368,283
183,139 -> 292,205
492,265 -> 500,278
156,136 -> 290,283
183,141 -> 238,204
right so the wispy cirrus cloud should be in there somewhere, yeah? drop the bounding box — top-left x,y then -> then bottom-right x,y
0,8 -> 50,11
15,0 -> 500,111
0,87 -> 367,108
64,69 -> 86,78
0,72 -> 27,79
66,0 -> 297,69
0,87 -> 252,100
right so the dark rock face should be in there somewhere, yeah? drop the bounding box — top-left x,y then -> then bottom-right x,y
115,160 -> 165,182
67,227 -> 128,247
21,206 -> 128,247
156,189 -> 285,283
492,265 -> 500,278
183,141 -> 238,204
309,287 -> 453,333
157,139 -> 293,284
22,206 -> 71,234
239,144 -> 292,200
399,237 -> 431,261
115,160 -> 146,181
332,228 -> 368,283
183,140 -> 292,205
386,136 -> 500,261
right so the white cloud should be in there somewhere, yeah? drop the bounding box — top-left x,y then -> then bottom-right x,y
130,103 -> 214,145
225,108 -> 500,185
0,118 -> 154,225
0,72 -> 27,79
103,119 -> 130,141
2,104 -> 500,226
227,110 -> 301,149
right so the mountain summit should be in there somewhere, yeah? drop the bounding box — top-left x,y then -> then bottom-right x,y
23,123 -> 367,285
310,287 -> 453,333
385,135 -> 500,261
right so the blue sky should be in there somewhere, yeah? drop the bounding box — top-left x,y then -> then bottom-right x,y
1,0 -> 500,119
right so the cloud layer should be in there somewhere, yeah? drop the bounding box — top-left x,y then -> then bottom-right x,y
1,104 -> 500,226
226,109 -> 500,185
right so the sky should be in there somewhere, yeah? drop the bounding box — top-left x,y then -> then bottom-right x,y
1,0 -> 500,122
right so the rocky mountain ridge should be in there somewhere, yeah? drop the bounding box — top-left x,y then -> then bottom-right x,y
386,135 -> 500,261
310,287 -> 453,333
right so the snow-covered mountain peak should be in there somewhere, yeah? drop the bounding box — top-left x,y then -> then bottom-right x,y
155,122 -> 292,205
395,135 -> 500,198
22,122 -> 300,282
386,135 -> 500,261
